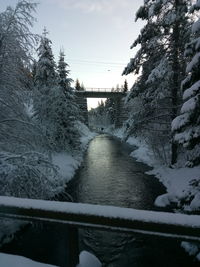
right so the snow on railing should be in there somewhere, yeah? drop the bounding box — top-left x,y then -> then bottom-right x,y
85,88 -> 113,92
0,196 -> 200,242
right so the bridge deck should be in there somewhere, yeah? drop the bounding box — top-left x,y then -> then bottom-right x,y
75,89 -> 126,98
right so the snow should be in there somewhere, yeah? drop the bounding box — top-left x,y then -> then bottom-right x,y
0,251 -> 101,267
52,153 -> 80,183
112,128 -> 200,212
146,58 -> 169,84
0,219 -> 26,247
109,127 -> 126,139
181,241 -> 200,261
174,126 -> 200,145
0,253 -> 57,267
181,241 -> 199,256
0,196 -> 200,228
148,166 -> 200,211
52,122 -> 96,183
181,96 -> 197,114
192,19 -> 200,33
186,52 -> 200,73
128,137 -> 156,166
148,4 -> 155,18
76,251 -> 101,267
171,113 -> 190,131
183,80 -> 200,100
77,121 -> 97,149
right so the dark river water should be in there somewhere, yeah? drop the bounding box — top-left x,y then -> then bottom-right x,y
1,134 -> 198,267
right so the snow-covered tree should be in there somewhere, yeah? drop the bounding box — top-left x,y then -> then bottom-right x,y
0,1 -> 60,199
57,50 -> 72,92
75,79 -> 88,124
34,36 -> 81,151
54,50 -> 80,150
0,0 -> 38,153
123,80 -> 128,92
75,79 -> 83,91
104,98 -> 116,125
123,0 -> 191,164
33,28 -> 57,128
172,1 -> 200,166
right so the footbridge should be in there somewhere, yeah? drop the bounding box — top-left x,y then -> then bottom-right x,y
75,88 -> 127,127
76,88 -> 126,98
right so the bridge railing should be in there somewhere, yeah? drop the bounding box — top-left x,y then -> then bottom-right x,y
0,196 -> 200,267
84,88 -> 114,92
76,88 -> 126,94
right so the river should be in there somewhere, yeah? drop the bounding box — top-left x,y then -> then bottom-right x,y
0,134 -> 198,267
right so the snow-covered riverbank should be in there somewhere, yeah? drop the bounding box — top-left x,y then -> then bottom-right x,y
52,123 -> 96,186
0,123 -> 96,249
111,128 -> 200,213
111,127 -> 200,261
0,250 -> 101,267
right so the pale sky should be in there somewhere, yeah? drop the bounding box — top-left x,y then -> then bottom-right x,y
0,0 -> 144,109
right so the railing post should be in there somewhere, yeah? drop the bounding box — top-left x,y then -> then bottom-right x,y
68,226 -> 79,267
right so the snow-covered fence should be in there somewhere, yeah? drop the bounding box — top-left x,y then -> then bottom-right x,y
0,196 -> 200,241
0,196 -> 200,266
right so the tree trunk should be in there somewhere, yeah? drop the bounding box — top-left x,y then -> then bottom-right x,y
170,0 -> 180,165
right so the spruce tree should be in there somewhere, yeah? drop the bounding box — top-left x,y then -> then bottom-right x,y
34,28 -> 57,126
75,79 -> 83,91
172,1 -> 200,166
123,80 -> 128,92
123,0 -> 191,164
56,50 -> 80,150
57,50 -> 72,93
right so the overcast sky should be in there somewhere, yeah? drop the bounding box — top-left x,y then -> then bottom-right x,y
0,0 -> 144,108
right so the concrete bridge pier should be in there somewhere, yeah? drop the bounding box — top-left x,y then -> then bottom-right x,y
114,97 -> 128,128
76,95 -> 88,125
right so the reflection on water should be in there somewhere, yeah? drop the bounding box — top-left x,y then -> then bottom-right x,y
67,134 -> 198,267
68,134 -> 166,209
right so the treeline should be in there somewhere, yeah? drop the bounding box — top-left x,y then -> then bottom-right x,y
0,1 -> 82,198
123,0 -> 200,167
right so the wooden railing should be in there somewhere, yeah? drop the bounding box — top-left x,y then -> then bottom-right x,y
0,196 -> 200,267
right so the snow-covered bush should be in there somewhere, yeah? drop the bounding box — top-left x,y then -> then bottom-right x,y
0,152 -> 63,199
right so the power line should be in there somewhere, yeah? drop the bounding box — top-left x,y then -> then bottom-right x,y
69,62 -> 123,69
67,58 -> 127,66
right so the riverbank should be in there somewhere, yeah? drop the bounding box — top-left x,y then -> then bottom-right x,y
0,123 -> 97,249
52,123 -> 97,187
110,127 -> 200,213
109,127 -> 200,262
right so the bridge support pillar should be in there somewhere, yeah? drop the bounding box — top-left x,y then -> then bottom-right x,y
76,96 -> 88,125
114,98 -> 128,128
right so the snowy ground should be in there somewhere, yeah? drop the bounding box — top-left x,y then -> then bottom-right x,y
0,253 -> 57,267
0,251 -> 102,267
